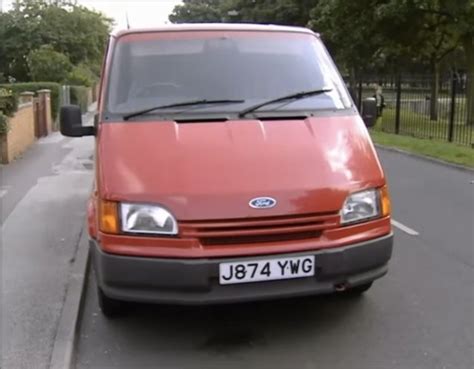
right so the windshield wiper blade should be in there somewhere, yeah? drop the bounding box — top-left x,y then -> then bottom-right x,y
238,88 -> 332,118
123,99 -> 245,120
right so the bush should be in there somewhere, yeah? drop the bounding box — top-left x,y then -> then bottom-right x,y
28,45 -> 73,83
70,86 -> 90,113
0,82 -> 61,119
66,64 -> 97,87
0,112 -> 9,135
0,88 -> 18,117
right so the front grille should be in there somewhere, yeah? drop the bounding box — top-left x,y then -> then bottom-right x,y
179,212 -> 340,246
200,231 -> 323,245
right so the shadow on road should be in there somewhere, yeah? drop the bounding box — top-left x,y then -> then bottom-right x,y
120,293 -> 363,355
77,271 -> 372,368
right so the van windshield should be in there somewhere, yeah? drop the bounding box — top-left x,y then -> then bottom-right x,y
106,31 -> 352,118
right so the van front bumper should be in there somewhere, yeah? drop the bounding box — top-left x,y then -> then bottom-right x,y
91,234 -> 393,305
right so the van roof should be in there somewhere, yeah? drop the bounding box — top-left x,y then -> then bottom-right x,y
112,23 -> 318,38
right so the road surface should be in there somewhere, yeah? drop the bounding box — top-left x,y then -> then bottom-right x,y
75,149 -> 474,369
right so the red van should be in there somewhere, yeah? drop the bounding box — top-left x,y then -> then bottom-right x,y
60,24 -> 393,317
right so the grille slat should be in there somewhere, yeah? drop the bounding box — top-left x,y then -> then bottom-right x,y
180,213 -> 339,230
179,212 -> 339,245
201,231 -> 322,246
182,223 -> 334,238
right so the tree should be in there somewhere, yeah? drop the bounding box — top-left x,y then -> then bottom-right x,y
309,0 -> 473,122
0,0 -> 112,82
309,0 -> 390,95
28,45 -> 73,83
444,0 -> 474,125
169,0 -> 473,124
169,0 -> 317,26
373,0 -> 472,121
65,64 -> 96,87
464,35 -> 474,125
169,0 -> 226,23
223,0 -> 317,26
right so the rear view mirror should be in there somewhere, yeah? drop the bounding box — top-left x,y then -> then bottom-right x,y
361,98 -> 377,127
60,105 -> 95,137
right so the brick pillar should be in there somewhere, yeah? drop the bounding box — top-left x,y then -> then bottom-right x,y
19,91 -> 34,105
93,83 -> 99,102
37,89 -> 52,134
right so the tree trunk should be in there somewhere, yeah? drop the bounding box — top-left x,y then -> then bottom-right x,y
430,60 -> 439,121
349,67 -> 357,102
463,36 -> 474,126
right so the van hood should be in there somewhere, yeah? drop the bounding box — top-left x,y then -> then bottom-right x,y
97,115 -> 384,220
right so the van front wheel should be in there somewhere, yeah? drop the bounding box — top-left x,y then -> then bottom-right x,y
97,287 -> 126,318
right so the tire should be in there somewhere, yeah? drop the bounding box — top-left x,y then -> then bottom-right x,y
97,287 -> 127,318
345,282 -> 373,296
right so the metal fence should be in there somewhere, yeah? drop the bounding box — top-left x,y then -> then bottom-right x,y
350,74 -> 474,147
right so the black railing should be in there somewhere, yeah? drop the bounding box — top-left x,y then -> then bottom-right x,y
348,74 -> 474,147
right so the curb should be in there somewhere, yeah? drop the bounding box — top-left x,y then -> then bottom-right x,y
374,144 -> 474,174
49,224 -> 90,369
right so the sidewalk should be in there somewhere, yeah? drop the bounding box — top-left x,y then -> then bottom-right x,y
83,102 -> 97,122
1,109 -> 95,369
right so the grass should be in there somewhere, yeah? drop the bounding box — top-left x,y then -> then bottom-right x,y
369,129 -> 474,168
379,108 -> 473,145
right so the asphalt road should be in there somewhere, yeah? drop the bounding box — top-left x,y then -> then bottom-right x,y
74,149 -> 474,369
1,132 -> 94,369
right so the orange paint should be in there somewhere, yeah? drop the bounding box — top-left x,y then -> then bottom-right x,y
62,25 -> 393,307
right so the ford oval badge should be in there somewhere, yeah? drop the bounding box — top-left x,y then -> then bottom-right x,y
249,197 -> 277,209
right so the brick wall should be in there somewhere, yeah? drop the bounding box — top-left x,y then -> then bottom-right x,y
0,102 -> 35,163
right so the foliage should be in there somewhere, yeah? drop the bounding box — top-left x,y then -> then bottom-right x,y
0,88 -> 16,135
225,0 -> 315,26
0,82 -> 61,119
169,0 -> 474,125
0,112 -> 9,135
310,0 -> 474,123
309,0 -> 386,77
169,0 -> 226,23
70,85 -> 90,113
0,0 -> 112,82
169,0 -> 472,72
170,0 -> 316,25
28,45 -> 73,83
0,88 -> 18,117
65,64 -> 96,87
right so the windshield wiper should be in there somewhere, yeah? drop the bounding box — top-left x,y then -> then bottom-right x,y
123,99 -> 245,121
238,88 -> 332,118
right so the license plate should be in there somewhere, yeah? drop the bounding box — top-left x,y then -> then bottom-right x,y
219,255 -> 315,285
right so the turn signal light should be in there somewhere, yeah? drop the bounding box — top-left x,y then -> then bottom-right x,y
380,185 -> 391,217
99,199 -> 119,234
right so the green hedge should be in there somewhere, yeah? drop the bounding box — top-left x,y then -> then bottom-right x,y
0,88 -> 18,135
0,82 -> 61,120
70,86 -> 90,113
0,112 -> 9,135
0,88 -> 18,117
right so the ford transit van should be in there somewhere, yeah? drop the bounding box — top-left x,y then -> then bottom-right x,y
60,24 -> 393,317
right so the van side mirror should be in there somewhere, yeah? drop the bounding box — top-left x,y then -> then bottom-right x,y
361,98 -> 377,127
60,105 -> 95,137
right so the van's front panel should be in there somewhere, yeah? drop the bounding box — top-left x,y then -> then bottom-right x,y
88,25 -> 393,309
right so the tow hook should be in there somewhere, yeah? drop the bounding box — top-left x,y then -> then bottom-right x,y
334,283 -> 348,292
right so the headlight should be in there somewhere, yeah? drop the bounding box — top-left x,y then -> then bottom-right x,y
340,189 -> 381,225
121,203 -> 178,235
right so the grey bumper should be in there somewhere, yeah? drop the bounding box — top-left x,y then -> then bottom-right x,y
91,234 -> 393,305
